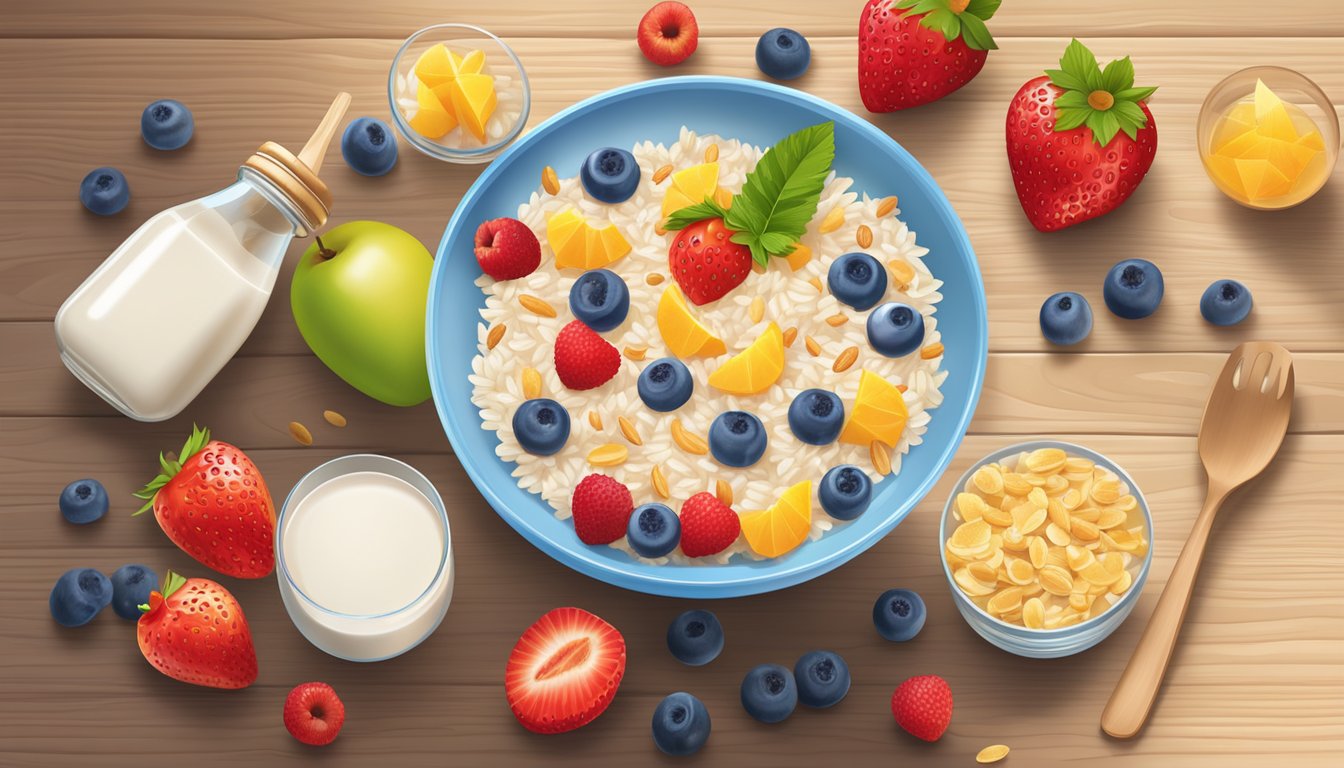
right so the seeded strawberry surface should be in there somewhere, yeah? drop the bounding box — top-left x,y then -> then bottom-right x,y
136,572 -> 257,690
668,217 -> 754,305
858,0 -> 1000,112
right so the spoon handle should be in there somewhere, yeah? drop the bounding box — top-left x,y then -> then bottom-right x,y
1101,485 -> 1228,739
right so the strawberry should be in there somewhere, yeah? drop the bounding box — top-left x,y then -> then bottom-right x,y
284,682 -> 346,746
637,2 -> 699,67
667,217 -> 753,305
858,0 -> 1000,112
554,320 -> 621,391
474,217 -> 541,280
136,571 -> 257,689
570,474 -> 634,545
133,425 -> 276,579
891,674 -> 953,742
1006,39 -> 1158,232
505,607 -> 626,734
679,491 -> 741,557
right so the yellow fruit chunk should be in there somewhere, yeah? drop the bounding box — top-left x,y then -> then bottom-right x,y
1211,102 -> 1256,152
408,81 -> 457,139
545,208 -> 632,270
740,481 -> 812,558
447,72 -> 497,142
656,284 -> 727,358
708,323 -> 785,395
1298,130 -> 1326,152
839,369 -> 909,448
1253,79 -> 1299,142
784,242 -> 812,271
662,162 -> 731,218
414,44 -> 485,88
1234,158 -> 1294,200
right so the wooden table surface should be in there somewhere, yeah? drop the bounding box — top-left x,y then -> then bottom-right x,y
2,2 -> 1342,766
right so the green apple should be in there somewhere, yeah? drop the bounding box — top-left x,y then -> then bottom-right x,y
291,221 -> 433,406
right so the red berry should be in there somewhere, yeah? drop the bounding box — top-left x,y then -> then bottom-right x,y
505,607 -> 626,734
554,320 -> 621,391
474,217 -> 541,280
857,0 -> 993,112
890,674 -> 953,742
678,492 -> 741,557
571,474 -> 634,545
284,682 -> 346,746
668,217 -> 753,305
637,2 -> 699,67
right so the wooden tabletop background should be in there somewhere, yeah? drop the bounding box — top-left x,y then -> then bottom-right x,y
2,1 -> 1342,766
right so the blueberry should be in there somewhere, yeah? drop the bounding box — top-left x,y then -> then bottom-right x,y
580,147 -> 640,204
787,389 -> 844,446
708,410 -> 768,468
629,503 -> 681,558
341,116 -> 398,176
568,269 -> 630,332
1200,280 -> 1252,326
819,465 -> 872,521
755,28 -> 811,81
49,568 -> 112,627
58,479 -> 109,525
140,99 -> 194,150
872,588 -> 926,642
652,692 -> 711,756
638,358 -> 694,412
794,650 -> 851,708
1039,291 -> 1093,346
827,253 -> 887,311
511,398 -> 571,456
667,609 -> 724,666
740,664 -> 798,723
109,564 -> 157,620
1103,258 -> 1164,319
79,167 -> 130,216
866,302 -> 925,357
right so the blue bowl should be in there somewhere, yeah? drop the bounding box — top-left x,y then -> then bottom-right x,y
426,76 -> 987,597
939,441 -> 1155,658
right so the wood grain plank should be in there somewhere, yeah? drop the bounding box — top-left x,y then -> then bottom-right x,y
3,323 -> 1343,437
3,0 -> 1342,39
1,432 -> 1340,766
2,37 -> 1341,353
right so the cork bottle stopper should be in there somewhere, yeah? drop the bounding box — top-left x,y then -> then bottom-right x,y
241,92 -> 351,234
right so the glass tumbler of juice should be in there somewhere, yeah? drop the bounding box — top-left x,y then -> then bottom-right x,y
1197,66 -> 1339,210
277,454 -> 454,662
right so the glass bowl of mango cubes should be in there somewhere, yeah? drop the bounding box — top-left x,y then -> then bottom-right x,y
1197,66 -> 1339,210
939,441 -> 1154,658
388,24 -> 530,163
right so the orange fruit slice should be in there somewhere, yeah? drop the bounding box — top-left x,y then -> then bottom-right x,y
661,162 -> 732,218
656,284 -> 726,358
838,369 -> 909,448
740,481 -> 812,558
545,208 -> 631,270
408,81 -> 457,139
707,323 -> 784,395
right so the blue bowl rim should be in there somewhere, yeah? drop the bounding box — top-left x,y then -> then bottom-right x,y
938,439 -> 1156,639
426,75 -> 988,597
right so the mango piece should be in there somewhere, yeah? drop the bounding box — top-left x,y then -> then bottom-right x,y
657,284 -> 726,358
1204,154 -> 1245,199
545,208 -> 631,270
408,81 -> 457,139
662,162 -> 720,218
1266,138 -> 1321,178
413,44 -> 457,88
449,72 -> 497,142
1234,158 -> 1293,200
740,481 -> 812,559
1253,80 -> 1300,142
839,369 -> 909,448
707,323 -> 784,395
784,242 -> 813,271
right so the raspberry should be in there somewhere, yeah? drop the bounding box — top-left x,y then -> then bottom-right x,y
554,320 -> 621,391
571,474 -> 634,545
679,492 -> 741,557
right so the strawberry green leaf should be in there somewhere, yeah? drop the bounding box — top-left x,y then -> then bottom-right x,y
723,122 -> 835,264
160,570 -> 187,599
1044,39 -> 1158,147
663,199 -> 729,231
896,0 -> 999,51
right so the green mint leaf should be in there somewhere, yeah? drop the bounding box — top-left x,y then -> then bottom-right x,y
663,199 -> 728,231
958,13 -> 996,50
724,122 -> 835,261
966,0 -> 1002,18
1100,56 -> 1135,93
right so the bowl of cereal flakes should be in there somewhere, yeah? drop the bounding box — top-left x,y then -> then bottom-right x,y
940,440 -> 1154,658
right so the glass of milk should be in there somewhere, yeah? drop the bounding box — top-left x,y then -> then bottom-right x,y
55,93 -> 351,421
276,454 -> 454,662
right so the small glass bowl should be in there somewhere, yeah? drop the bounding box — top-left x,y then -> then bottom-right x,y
1196,66 -> 1339,210
939,440 -> 1155,658
387,23 -> 531,164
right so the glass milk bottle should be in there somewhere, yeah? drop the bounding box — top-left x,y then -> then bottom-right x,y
55,93 -> 351,421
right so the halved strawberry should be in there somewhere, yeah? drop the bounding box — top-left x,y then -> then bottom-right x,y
504,607 -> 626,734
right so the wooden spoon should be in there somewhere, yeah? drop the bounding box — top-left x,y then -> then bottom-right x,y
1101,341 -> 1294,739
